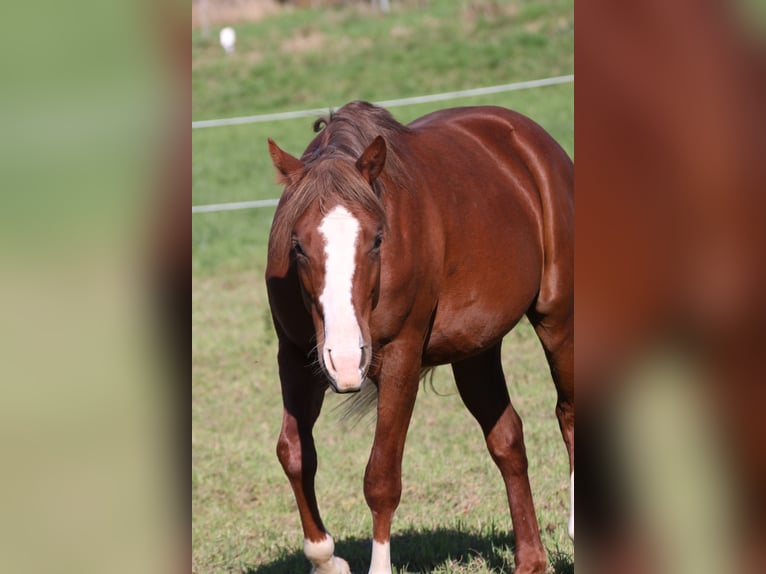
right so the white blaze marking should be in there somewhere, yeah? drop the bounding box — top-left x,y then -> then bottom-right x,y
569,471 -> 574,540
369,540 -> 391,574
318,205 -> 364,389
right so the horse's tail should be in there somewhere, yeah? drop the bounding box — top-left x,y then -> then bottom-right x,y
334,367 -> 442,427
333,377 -> 378,426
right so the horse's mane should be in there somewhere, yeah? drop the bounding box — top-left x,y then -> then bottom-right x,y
268,101 -> 413,264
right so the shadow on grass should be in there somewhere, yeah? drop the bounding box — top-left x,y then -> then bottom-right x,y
243,527 -> 573,573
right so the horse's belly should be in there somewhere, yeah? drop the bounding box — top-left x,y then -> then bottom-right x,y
422,284 -> 537,366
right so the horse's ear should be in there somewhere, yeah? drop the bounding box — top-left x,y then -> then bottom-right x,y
356,136 -> 387,187
268,138 -> 304,185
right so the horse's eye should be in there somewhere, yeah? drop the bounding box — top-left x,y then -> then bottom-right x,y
292,238 -> 307,258
372,233 -> 383,251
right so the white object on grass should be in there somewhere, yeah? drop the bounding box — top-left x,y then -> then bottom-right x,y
219,27 -> 236,54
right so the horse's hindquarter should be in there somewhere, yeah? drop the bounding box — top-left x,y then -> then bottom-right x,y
406,107 -> 572,364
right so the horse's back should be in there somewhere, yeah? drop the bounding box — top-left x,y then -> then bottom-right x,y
403,106 -> 573,363
408,106 -> 571,183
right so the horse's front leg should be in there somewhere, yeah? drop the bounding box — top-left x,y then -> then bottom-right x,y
363,341 -> 422,574
276,339 -> 350,574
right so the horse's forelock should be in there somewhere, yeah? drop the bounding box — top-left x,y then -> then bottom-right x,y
269,102 -> 410,265
314,102 -> 412,183
310,160 -> 387,227
269,158 -> 386,266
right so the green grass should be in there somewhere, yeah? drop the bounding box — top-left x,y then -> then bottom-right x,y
193,272 -> 572,573
193,1 -> 573,572
192,0 -> 573,121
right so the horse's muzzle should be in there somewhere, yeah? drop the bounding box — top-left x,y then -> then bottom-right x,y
323,345 -> 369,393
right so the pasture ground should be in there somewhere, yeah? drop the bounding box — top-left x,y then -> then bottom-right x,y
193,1 -> 573,572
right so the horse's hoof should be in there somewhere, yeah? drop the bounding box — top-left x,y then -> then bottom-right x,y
310,556 -> 351,574
514,560 -> 547,574
334,557 -> 351,574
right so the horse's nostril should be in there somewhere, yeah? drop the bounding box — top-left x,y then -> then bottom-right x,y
326,348 -> 337,371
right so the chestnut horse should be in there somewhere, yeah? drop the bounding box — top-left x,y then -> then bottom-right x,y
265,101 -> 573,574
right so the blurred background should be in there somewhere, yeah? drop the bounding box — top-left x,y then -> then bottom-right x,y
577,1 -> 766,573
0,1 -> 186,573
2,0 -> 762,573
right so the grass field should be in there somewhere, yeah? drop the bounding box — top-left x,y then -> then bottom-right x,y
193,1 -> 573,572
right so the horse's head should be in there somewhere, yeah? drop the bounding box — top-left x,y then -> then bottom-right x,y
268,136 -> 387,393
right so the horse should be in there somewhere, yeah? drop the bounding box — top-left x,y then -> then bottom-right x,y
265,101 -> 573,574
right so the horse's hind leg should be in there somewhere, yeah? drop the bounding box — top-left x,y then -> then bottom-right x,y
452,343 -> 547,574
528,307 -> 574,540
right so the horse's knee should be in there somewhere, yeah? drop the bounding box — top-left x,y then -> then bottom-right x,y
486,410 -> 528,475
276,431 -> 299,479
555,399 -> 574,428
555,400 -> 574,458
364,464 -> 401,514
276,427 -> 315,481
556,396 -> 572,412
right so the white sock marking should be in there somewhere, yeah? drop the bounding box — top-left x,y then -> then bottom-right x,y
304,535 -> 334,564
569,471 -> 574,540
369,540 -> 391,574
304,535 -> 350,574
